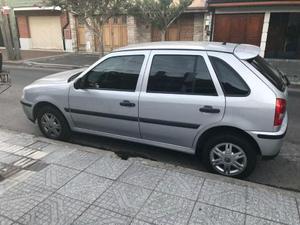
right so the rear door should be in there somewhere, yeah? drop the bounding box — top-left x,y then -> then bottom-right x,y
138,50 -> 225,148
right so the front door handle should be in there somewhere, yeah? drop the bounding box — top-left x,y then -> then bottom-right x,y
120,100 -> 136,107
199,105 -> 220,114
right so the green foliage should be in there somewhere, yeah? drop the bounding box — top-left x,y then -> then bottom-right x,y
130,0 -> 193,36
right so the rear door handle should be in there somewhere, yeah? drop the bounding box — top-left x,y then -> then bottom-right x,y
120,100 -> 136,107
199,105 -> 220,114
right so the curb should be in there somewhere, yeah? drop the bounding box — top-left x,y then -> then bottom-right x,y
23,61 -> 83,70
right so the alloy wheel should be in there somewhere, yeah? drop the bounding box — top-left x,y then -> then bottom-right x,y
209,143 -> 247,176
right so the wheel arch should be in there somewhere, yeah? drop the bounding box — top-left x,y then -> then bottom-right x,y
33,101 -> 67,122
196,126 -> 261,156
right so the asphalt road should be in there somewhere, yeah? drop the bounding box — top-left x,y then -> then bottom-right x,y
1,65 -> 300,191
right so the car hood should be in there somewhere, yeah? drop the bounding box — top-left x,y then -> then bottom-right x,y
32,68 -> 86,85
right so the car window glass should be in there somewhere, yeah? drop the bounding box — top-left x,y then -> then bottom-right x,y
209,56 -> 250,96
147,55 -> 217,95
85,55 -> 144,91
248,56 -> 286,92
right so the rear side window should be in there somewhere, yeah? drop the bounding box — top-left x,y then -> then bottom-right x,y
210,56 -> 250,96
147,55 -> 217,96
248,56 -> 286,92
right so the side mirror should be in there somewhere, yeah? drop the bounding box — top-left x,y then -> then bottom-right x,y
74,78 -> 84,89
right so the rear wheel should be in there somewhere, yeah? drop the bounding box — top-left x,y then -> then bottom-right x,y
201,134 -> 257,178
37,106 -> 70,140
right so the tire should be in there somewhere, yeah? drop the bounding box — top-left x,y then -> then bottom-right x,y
201,134 -> 257,178
37,105 -> 71,140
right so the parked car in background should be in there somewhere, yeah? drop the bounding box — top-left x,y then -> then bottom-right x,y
21,42 -> 289,178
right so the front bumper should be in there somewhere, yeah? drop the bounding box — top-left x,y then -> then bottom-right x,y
20,100 -> 35,122
247,114 -> 288,157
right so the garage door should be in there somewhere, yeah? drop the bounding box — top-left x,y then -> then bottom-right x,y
29,16 -> 63,50
152,14 -> 194,41
213,14 -> 264,46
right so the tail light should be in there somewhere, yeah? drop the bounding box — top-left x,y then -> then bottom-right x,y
274,98 -> 286,126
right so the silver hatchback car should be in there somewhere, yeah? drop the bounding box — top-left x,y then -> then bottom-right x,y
21,42 -> 288,178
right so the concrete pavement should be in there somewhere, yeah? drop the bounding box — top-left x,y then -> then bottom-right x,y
0,127 -> 300,225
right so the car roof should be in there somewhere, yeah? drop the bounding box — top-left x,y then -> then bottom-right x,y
114,41 -> 260,60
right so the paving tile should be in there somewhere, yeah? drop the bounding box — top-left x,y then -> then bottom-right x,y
27,141 -> 50,150
41,148 -> 75,164
57,172 -> 112,204
119,163 -> 166,190
198,179 -> 247,213
130,220 -> 152,225
0,215 -> 14,225
41,144 -> 75,154
85,156 -> 132,180
18,193 -> 89,225
13,157 -> 37,169
136,191 -> 194,225
94,182 -> 151,217
22,164 -> 80,191
0,151 -> 22,164
13,148 -> 48,160
0,142 -> 23,154
55,150 -> 100,170
4,134 -> 35,147
0,182 -> 52,220
246,187 -> 300,225
188,202 -> 245,225
0,130 -> 14,142
73,205 -> 131,225
0,163 -> 20,180
245,215 -> 285,225
155,170 -> 204,200
0,178 -> 19,195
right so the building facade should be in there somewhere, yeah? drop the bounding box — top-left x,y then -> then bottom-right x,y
7,0 -> 209,53
6,0 -> 300,59
207,0 -> 300,59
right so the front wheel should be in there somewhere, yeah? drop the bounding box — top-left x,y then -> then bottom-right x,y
37,106 -> 71,140
201,134 -> 257,178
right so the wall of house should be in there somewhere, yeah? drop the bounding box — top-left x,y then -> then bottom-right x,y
15,10 -> 77,51
17,15 -> 32,49
127,17 -> 151,44
193,14 -> 204,41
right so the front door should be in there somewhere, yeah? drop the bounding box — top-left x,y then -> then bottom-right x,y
68,51 -> 149,138
139,50 -> 225,148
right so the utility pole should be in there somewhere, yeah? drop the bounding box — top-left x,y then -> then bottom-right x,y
0,0 -> 21,60
9,9 -> 21,60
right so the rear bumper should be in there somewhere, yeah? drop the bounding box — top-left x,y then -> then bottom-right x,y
247,114 -> 288,157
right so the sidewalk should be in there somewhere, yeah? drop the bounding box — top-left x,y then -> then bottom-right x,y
0,128 -> 299,225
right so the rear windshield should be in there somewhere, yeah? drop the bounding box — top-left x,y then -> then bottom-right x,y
248,56 -> 286,92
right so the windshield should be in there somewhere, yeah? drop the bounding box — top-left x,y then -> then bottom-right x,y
248,56 -> 286,92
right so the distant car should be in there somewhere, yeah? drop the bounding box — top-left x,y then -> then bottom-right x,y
21,42 -> 289,178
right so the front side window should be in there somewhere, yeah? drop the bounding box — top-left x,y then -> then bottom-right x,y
209,56 -> 250,96
147,55 -> 217,95
84,55 -> 144,91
